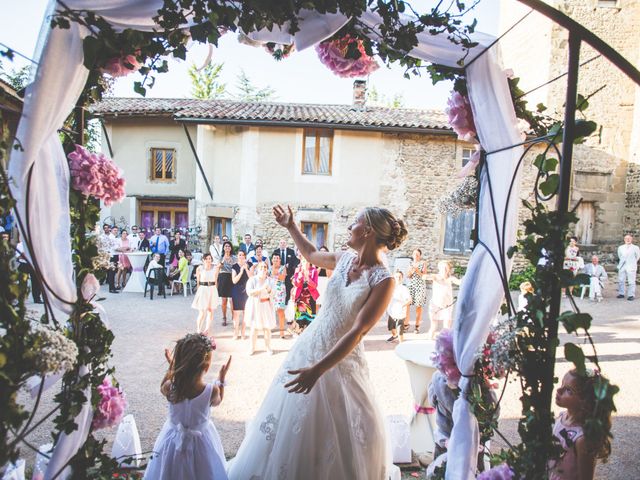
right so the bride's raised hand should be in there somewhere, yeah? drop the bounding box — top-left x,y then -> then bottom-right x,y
273,204 -> 295,229
285,366 -> 321,394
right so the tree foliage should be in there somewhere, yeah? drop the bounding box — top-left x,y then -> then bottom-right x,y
188,61 -> 226,100
233,69 -> 276,102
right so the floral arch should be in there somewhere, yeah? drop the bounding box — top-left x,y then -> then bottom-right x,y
1,1 -> 637,479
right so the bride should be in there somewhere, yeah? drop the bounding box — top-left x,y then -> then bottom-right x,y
228,205 -> 408,480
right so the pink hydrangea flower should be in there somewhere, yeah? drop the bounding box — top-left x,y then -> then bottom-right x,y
477,463 -> 514,480
101,54 -> 141,78
67,145 -> 125,206
315,35 -> 379,78
92,377 -> 127,430
446,90 -> 477,142
431,329 -> 461,388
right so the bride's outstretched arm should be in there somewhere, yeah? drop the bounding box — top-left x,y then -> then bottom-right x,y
285,277 -> 394,394
273,204 -> 340,270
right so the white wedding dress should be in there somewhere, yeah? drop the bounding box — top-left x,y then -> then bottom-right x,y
228,251 -> 391,480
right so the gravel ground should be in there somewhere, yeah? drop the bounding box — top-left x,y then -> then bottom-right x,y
17,279 -> 640,478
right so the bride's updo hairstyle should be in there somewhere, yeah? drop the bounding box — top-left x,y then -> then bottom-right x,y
363,207 -> 408,251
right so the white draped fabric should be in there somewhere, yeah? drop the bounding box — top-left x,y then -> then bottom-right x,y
9,3 -> 521,478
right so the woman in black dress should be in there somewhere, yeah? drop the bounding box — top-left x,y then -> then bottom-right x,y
231,250 -> 252,340
216,241 -> 235,326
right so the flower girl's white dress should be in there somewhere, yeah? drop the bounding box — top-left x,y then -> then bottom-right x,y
144,383 -> 227,479
228,252 -> 390,480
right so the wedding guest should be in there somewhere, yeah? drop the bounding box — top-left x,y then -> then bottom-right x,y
249,244 -> 270,271
584,255 -> 607,302
16,239 -> 43,303
115,230 -> 132,290
426,260 -> 461,339
275,238 -> 298,301
245,262 -> 275,355
270,253 -> 288,339
107,226 -> 120,293
209,234 -> 223,264
316,245 -> 333,312
238,233 -> 255,257
192,253 -> 220,333
255,238 -> 269,259
617,234 -> 640,301
137,230 -> 150,252
169,231 -> 187,267
217,241 -> 236,326
407,249 -> 428,333
169,249 -> 189,282
146,253 -> 164,279
292,256 -> 319,331
563,236 -> 583,296
231,250 -> 252,339
386,271 -> 411,343
149,227 -> 170,266
129,225 -> 141,251
518,281 -> 534,312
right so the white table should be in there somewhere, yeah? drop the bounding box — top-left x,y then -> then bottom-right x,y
395,340 -> 437,455
123,252 -> 150,293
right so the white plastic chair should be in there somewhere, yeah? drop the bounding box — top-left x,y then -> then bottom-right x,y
171,264 -> 194,296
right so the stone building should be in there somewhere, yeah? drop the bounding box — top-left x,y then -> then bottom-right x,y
500,0 -> 640,259
92,86 -> 480,268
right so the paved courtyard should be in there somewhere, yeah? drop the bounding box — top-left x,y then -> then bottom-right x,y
20,280 -> 640,478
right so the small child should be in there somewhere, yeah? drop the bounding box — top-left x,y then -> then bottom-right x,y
427,261 -> 461,339
549,369 -> 613,480
518,281 -> 534,312
386,271 -> 411,342
144,333 -> 231,480
245,262 -> 275,355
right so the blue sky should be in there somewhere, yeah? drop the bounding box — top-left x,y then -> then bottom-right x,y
0,0 -> 499,109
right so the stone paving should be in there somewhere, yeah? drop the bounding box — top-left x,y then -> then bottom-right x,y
19,279 -> 640,478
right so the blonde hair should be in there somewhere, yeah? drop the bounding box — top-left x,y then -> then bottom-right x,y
165,333 -> 214,403
437,260 -> 452,276
363,207 -> 408,251
519,281 -> 534,294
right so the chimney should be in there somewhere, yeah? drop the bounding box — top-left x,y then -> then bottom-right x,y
352,80 -> 367,110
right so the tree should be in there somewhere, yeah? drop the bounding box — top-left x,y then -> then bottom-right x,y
188,62 -> 226,99
367,84 -> 404,108
233,69 -> 276,102
0,61 -> 31,91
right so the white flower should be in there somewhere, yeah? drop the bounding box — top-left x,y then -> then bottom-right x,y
32,327 -> 79,375
436,176 -> 478,216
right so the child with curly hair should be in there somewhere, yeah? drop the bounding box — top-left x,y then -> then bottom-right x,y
549,368 -> 613,480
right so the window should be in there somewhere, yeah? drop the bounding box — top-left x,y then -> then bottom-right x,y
462,148 -> 473,167
209,217 -> 232,241
597,0 -> 617,7
302,128 -> 333,175
301,221 -> 328,249
443,209 -> 475,255
151,148 -> 176,181
139,199 -> 188,230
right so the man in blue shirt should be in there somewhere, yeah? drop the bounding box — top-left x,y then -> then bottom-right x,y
149,227 -> 170,266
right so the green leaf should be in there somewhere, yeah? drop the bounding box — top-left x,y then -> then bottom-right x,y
133,81 -> 146,97
564,342 -> 586,375
576,94 -> 589,112
539,174 -> 559,196
82,36 -> 101,69
543,157 -> 558,173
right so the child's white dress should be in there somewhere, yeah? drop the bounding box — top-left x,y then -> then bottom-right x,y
430,277 -> 454,328
144,383 -> 228,480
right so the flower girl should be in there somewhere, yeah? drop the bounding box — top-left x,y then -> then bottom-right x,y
426,260 -> 461,339
144,333 -> 231,480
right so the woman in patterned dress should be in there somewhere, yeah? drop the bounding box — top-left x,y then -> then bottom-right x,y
270,252 -> 288,338
407,248 -> 428,333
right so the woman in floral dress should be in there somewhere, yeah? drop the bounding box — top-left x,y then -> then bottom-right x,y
270,253 -> 288,338
407,248 -> 428,333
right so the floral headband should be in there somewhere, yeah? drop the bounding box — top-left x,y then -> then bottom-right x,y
183,332 -> 217,352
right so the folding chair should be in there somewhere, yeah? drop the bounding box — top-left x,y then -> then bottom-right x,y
144,267 -> 166,300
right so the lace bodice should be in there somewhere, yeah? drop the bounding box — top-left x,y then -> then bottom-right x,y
283,252 -> 391,373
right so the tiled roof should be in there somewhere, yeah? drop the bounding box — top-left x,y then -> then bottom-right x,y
91,97 -> 451,133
